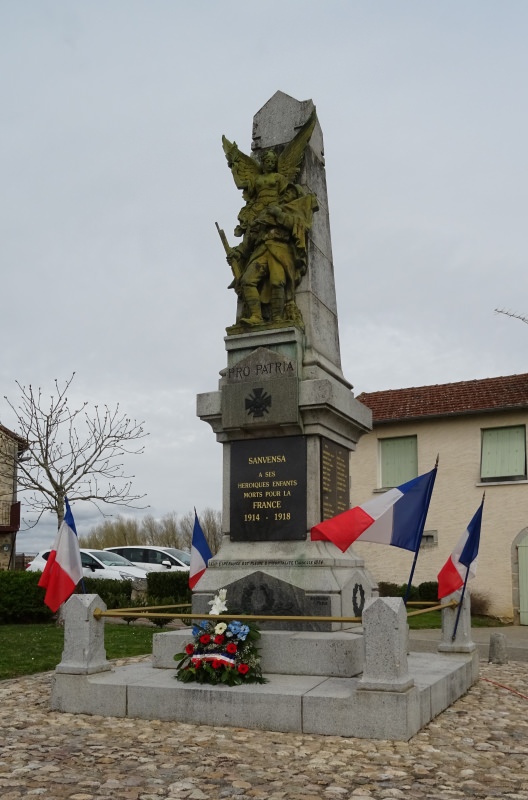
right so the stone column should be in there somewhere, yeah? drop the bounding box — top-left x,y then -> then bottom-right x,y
55,594 -> 111,675
358,597 -> 414,691
195,93 -> 375,631
438,591 -> 476,653
488,632 -> 508,664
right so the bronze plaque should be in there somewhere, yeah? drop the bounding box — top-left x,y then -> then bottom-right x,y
320,438 -> 350,520
230,436 -> 307,541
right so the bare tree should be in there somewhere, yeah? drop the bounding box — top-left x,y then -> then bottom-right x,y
179,507 -> 223,554
2,373 -> 149,530
79,515 -> 144,549
150,512 -> 181,547
79,508 -> 222,553
200,507 -> 223,554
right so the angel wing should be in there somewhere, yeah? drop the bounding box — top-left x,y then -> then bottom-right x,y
277,107 -> 317,183
222,135 -> 261,190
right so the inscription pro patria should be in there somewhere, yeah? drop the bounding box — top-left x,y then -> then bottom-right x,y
230,437 -> 307,541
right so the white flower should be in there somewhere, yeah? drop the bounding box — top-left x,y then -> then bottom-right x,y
209,599 -> 227,615
208,589 -> 228,616
215,623 -> 227,634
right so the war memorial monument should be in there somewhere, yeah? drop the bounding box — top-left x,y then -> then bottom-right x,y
52,93 -> 479,740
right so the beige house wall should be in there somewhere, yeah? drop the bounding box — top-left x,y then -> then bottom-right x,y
349,410 -> 528,622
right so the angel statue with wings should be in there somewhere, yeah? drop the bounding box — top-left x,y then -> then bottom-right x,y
217,109 -> 319,332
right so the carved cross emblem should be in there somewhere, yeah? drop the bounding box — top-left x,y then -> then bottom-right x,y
245,388 -> 272,418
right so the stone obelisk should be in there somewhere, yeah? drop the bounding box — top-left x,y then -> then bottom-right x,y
195,91 -> 374,630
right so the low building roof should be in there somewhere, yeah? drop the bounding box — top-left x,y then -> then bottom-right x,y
0,423 -> 27,450
357,373 -> 528,424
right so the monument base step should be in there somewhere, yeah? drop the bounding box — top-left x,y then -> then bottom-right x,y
152,627 -> 365,677
51,650 -> 479,741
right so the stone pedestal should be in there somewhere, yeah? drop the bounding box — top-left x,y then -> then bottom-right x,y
489,632 -> 508,664
195,93 -> 374,630
438,591 -> 476,653
358,597 -> 414,691
55,594 -> 110,675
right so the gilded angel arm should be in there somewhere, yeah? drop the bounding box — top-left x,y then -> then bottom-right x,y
221,135 -> 261,191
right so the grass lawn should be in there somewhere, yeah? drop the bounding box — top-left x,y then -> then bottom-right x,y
0,623 -> 172,681
407,610 -> 508,629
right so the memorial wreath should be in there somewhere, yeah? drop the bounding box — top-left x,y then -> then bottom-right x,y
174,589 -> 267,686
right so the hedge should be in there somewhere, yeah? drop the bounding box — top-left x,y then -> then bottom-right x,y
377,581 -> 439,601
77,577 -> 133,609
0,571 -> 136,624
146,570 -> 191,606
0,571 -> 54,624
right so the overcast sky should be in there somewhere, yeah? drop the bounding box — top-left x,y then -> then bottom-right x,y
2,1 -> 527,553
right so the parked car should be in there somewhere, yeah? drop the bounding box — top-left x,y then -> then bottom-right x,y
27,548 -> 148,590
104,545 -> 190,573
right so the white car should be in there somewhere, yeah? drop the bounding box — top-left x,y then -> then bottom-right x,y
104,545 -> 190,573
27,548 -> 148,589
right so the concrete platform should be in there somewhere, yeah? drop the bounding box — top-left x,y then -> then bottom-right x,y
51,595 -> 480,740
51,629 -> 479,741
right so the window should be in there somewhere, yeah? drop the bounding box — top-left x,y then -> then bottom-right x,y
126,548 -> 146,562
379,436 -> 417,488
481,425 -> 526,482
81,553 -> 100,569
420,530 -> 438,548
147,550 -> 168,565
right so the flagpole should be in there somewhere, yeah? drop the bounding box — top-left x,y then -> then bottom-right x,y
70,497 -> 86,594
451,566 -> 470,641
451,490 -> 485,641
403,456 -> 439,605
403,546 -> 420,605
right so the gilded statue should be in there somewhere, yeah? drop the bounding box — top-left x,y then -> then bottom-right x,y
217,109 -> 318,332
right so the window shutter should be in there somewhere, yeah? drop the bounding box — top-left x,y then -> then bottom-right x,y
380,436 -> 418,488
481,426 -> 526,480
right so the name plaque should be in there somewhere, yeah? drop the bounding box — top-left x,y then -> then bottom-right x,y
230,436 -> 307,541
320,437 -> 350,520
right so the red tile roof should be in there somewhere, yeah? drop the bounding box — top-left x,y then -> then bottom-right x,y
357,374 -> 528,423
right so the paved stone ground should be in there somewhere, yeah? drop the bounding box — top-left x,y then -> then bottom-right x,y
1,657 -> 528,800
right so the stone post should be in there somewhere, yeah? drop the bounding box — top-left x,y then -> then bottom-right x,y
358,597 -> 414,691
438,592 -> 476,653
489,632 -> 508,664
55,594 -> 111,675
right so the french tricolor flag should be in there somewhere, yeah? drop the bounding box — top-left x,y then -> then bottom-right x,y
189,510 -> 213,589
311,467 -> 437,553
38,497 -> 83,612
437,498 -> 483,599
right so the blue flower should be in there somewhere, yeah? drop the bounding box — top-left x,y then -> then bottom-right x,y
238,625 -> 250,641
192,626 -> 200,636
228,620 -> 242,634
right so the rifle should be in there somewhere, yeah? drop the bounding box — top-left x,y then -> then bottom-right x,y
215,222 -> 242,283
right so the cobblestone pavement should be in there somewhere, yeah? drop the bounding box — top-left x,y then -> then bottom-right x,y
1,657 -> 528,800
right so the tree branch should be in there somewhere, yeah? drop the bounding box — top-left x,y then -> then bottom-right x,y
495,308 -> 528,325
2,373 -> 149,529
